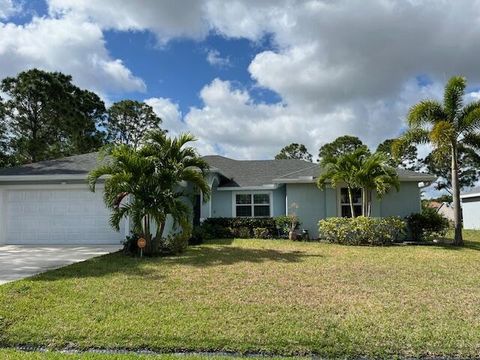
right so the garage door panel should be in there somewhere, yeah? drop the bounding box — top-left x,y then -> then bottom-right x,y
5,188 -> 124,245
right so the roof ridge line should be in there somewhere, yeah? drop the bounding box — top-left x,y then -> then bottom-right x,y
276,163 -> 319,179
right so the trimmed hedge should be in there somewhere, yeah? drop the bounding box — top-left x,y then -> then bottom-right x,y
199,217 -> 277,239
318,216 -> 406,246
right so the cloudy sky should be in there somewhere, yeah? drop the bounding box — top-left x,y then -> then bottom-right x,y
2,0 -> 480,159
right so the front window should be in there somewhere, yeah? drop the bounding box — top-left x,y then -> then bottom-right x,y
340,188 -> 363,217
235,193 -> 271,217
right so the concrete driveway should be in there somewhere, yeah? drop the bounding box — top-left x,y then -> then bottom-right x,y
0,245 -> 122,285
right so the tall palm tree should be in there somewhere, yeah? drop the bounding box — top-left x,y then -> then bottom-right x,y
357,151 -> 400,216
88,131 -> 210,254
397,76 -> 480,245
317,147 -> 368,218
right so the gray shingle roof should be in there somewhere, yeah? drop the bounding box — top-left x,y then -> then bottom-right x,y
0,152 -> 436,185
202,155 -> 314,187
0,153 -> 104,176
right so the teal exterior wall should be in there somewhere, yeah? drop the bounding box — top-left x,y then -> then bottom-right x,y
285,183 -> 328,239
378,182 -> 421,217
286,182 -> 421,239
210,185 -> 287,218
207,181 -> 422,239
211,189 -> 232,217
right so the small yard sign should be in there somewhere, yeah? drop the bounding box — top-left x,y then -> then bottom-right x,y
137,237 -> 146,257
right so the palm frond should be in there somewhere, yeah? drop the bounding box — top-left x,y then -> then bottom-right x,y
407,100 -> 445,127
443,76 -> 466,121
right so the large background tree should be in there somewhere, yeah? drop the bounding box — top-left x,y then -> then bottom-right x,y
105,100 -> 164,149
275,143 -> 313,161
423,145 -> 480,193
376,138 -> 421,171
318,135 -> 369,162
1,69 -> 105,163
0,98 -> 10,167
397,76 -> 480,245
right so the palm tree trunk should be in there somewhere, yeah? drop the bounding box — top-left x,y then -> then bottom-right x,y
451,144 -> 463,246
348,187 -> 356,218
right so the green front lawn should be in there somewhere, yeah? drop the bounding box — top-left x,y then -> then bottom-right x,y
1,231 -> 480,358
0,349 -> 262,360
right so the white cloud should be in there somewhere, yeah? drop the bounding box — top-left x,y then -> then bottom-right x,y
0,0 -> 19,20
144,97 -> 185,136
206,49 -> 231,68
181,78 -> 444,159
6,0 -> 480,163
47,0 -> 208,44
0,14 -> 145,96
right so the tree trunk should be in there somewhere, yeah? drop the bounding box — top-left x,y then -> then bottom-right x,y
451,143 -> 463,246
348,187 -> 356,218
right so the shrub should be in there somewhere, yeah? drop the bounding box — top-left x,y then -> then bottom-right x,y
274,215 -> 301,236
159,226 -> 192,255
122,233 -> 140,255
318,216 -> 406,246
406,207 -> 450,241
188,226 -> 204,245
199,218 -> 277,239
253,227 -> 272,239
232,226 -> 252,238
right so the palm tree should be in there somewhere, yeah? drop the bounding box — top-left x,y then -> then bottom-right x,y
88,131 -> 210,254
397,76 -> 480,245
317,147 -> 368,218
357,151 -> 400,216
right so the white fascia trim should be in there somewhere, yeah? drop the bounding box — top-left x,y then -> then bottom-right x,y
217,184 -> 278,191
461,193 -> 480,199
272,178 -> 315,184
0,174 -> 87,182
273,175 -> 437,184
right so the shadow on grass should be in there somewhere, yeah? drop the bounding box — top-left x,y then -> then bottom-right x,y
429,240 -> 480,251
31,244 -> 318,281
163,245 -> 318,267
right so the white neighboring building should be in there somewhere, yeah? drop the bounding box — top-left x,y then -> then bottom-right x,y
461,187 -> 480,230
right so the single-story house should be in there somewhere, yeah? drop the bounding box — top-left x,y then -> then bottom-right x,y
461,187 -> 480,230
0,153 -> 435,245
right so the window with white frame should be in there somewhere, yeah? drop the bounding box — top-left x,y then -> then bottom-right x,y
339,188 -> 363,217
235,193 -> 271,217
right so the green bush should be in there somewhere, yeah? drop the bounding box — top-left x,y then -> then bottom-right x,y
318,216 -> 406,246
232,226 -> 252,238
253,227 -> 272,239
188,226 -> 204,245
122,233 -> 140,255
199,217 -> 277,239
159,227 -> 191,255
406,207 -> 450,241
274,215 -> 301,236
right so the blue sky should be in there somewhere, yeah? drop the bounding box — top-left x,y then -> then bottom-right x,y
1,0 -> 480,165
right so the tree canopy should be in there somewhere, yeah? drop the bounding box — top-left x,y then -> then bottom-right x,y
318,135 -> 369,162
1,68 -> 105,163
376,138 -> 421,171
105,100 -> 164,149
275,143 -> 313,161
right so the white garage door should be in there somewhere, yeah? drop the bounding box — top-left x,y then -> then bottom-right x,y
4,188 -> 125,245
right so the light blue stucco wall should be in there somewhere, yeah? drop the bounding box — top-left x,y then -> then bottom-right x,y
286,182 -> 422,238
462,197 -> 480,229
208,181 -> 422,239
210,185 -> 286,218
378,182 -> 421,217
211,190 -> 233,217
